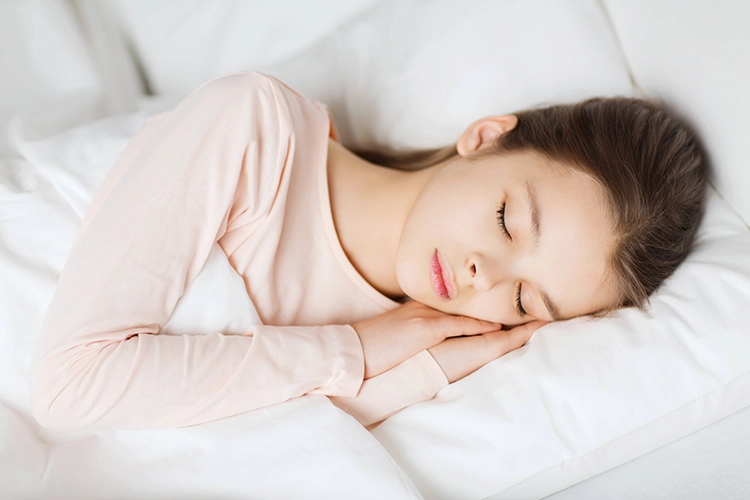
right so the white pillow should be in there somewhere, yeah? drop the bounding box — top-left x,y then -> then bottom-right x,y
602,0 -> 750,229
94,0 -> 634,149
105,0 -> 380,96
317,0 -> 635,149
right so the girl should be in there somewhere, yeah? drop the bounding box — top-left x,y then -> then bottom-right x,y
29,71 -> 707,430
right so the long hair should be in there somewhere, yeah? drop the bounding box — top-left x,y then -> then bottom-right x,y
353,97 -> 709,310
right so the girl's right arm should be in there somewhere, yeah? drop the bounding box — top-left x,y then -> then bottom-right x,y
29,72 -> 377,431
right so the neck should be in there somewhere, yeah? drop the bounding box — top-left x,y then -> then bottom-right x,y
326,139 -> 442,301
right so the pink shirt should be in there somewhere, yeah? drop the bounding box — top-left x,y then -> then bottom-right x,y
30,71 -> 449,431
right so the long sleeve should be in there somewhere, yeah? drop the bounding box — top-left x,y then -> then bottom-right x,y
328,349 -> 450,430
29,72 -> 365,430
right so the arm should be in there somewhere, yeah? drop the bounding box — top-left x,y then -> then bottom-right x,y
29,72 -> 365,431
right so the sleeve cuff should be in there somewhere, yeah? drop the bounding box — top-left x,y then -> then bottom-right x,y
314,324 -> 365,398
414,349 -> 451,392
328,349 -> 450,428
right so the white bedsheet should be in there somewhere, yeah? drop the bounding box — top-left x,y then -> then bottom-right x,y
545,403 -> 750,500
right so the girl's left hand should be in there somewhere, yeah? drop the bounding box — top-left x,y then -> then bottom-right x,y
426,320 -> 547,383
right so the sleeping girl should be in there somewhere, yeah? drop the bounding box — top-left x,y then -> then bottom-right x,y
29,71 -> 707,430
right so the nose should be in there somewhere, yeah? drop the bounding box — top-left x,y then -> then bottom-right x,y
468,255 -> 499,292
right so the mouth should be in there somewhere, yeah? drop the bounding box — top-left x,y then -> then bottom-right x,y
430,249 -> 455,300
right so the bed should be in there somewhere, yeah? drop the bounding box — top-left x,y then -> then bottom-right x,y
1,1 -> 749,498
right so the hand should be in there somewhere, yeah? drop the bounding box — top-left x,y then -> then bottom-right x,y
351,301 -> 504,379
427,320 -> 547,383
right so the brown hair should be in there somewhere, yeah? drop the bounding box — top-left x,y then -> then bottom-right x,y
353,97 -> 709,311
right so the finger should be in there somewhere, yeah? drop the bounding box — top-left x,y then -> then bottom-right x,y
443,315 -> 503,338
508,320 -> 547,346
484,320 -> 547,356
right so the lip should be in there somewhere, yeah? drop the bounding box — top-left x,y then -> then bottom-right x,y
430,249 -> 456,300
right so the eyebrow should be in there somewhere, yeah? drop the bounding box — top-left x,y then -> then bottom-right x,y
539,288 -> 563,322
525,181 -> 562,322
526,180 -> 541,253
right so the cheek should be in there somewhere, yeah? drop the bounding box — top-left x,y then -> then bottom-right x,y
453,291 -> 516,325
472,300 -> 505,325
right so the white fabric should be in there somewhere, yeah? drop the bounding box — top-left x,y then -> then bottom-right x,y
0,0 -> 105,159
70,0 -> 144,117
105,0 -> 380,96
122,0 -> 634,150
601,0 -> 750,227
263,0 -> 636,150
2,0 -> 749,499
546,401 -> 750,499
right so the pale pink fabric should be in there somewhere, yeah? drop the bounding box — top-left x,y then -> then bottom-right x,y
29,72 -> 449,431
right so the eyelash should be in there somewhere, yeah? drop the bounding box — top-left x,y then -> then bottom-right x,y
496,202 -> 526,317
495,202 -> 512,240
515,283 -> 526,317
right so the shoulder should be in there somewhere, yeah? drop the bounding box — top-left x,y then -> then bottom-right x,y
175,72 -> 279,117
187,71 -> 326,137
189,71 -> 315,112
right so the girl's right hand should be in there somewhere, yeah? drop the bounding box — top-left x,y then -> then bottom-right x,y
427,320 -> 547,384
350,300 -> 503,379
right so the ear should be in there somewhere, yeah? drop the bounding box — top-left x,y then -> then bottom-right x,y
456,115 -> 518,156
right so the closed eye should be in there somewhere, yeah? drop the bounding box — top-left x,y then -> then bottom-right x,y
515,282 -> 527,317
496,201 -> 512,240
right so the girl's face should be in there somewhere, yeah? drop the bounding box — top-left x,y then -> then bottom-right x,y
395,142 -> 620,327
